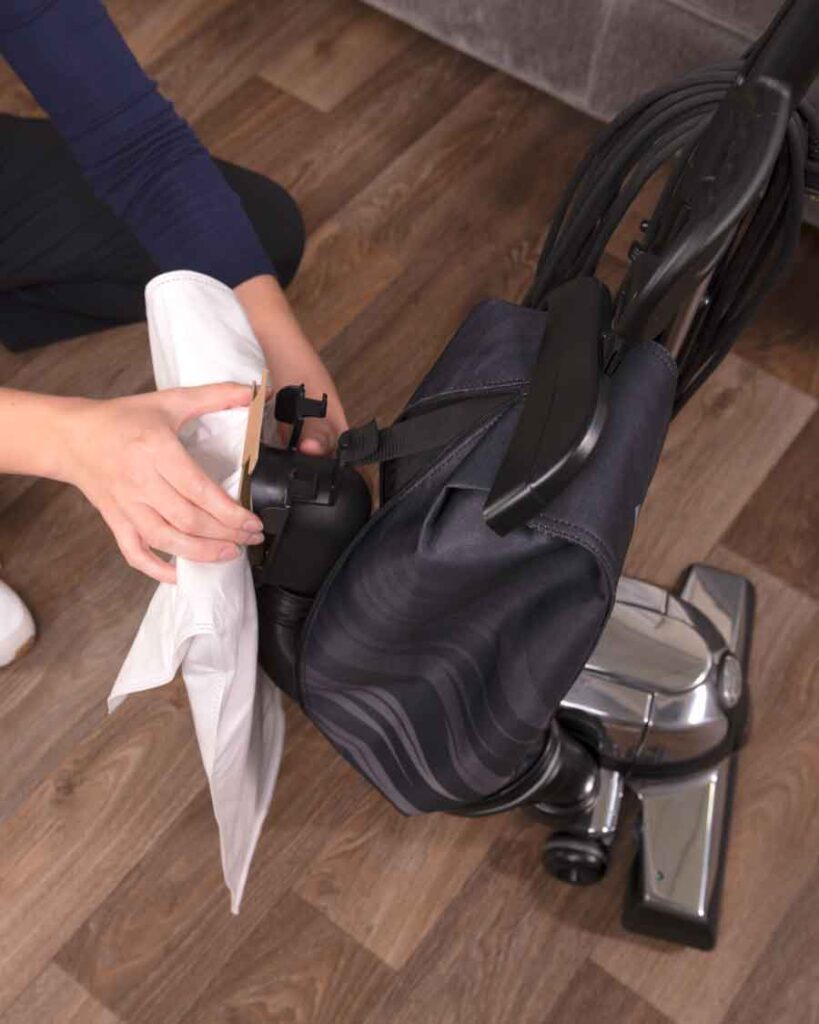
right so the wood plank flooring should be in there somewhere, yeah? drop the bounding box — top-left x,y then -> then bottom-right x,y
1,2 -> 817,1022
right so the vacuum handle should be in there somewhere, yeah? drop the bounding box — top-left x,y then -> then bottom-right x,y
746,0 -> 819,106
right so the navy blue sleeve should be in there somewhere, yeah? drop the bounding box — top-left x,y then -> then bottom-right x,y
0,0 -> 277,286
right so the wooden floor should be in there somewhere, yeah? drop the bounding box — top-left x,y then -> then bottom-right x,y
1,2 -> 817,1022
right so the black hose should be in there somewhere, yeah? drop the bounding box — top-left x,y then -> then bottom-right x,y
524,59 -> 817,412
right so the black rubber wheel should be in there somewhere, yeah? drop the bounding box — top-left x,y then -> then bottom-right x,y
543,834 -> 608,885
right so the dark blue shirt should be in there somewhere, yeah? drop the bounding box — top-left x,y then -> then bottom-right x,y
0,0 -> 276,286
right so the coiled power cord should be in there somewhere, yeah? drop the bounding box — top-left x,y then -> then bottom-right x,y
524,57 -> 818,412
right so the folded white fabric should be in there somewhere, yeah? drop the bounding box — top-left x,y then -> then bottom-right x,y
109,270 -> 284,913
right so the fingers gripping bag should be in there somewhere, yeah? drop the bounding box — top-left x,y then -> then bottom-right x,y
110,271 -> 284,913
258,278 -> 677,816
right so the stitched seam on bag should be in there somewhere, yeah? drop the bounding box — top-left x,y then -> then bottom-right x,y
404,379 -> 527,415
530,519 -> 615,595
529,516 -> 617,594
641,340 -> 678,379
403,299 -> 543,413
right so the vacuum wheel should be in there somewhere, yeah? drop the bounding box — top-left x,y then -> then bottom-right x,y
544,834 -> 608,885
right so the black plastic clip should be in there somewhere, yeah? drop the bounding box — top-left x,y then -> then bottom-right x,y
275,384 -> 328,450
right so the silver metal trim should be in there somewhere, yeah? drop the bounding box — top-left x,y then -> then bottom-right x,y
630,759 -> 731,920
587,603 -> 714,695
679,564 -> 753,657
574,768 -> 624,841
615,577 -> 669,612
560,672 -> 651,763
719,653 -> 743,710
564,568 -> 751,769
641,684 -> 729,764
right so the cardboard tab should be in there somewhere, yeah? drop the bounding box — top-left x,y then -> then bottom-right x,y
239,369 -> 268,509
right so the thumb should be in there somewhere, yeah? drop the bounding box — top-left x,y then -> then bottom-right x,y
167,382 -> 255,427
296,416 -> 343,457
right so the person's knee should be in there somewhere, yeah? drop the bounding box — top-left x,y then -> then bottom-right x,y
219,163 -> 305,288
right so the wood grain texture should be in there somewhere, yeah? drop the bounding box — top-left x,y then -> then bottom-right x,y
286,72 -> 591,348
107,0 -> 235,68
1,963 -> 120,1024
262,2 -> 415,112
721,860 -> 819,1024
0,685 -> 203,1014
723,411 -> 819,600
180,891 -> 395,1024
320,96 -> 595,426
546,961 -> 673,1024
295,789 -> 508,969
625,356 -> 815,587
358,815 -> 636,1024
735,229 -> 819,398
197,37 -> 488,233
0,481 -> 155,817
55,716 -> 374,1024
1,2 -> 817,1022
145,0 -> 309,123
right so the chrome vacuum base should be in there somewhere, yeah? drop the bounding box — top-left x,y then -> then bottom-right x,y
537,564 -> 753,950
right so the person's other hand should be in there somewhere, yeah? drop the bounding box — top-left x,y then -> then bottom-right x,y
265,333 -> 348,455
63,384 -> 265,583
234,275 -> 348,454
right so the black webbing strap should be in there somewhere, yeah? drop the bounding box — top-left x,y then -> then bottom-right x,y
337,391 -> 517,467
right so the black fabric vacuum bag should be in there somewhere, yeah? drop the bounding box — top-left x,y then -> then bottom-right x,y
271,295 -> 677,815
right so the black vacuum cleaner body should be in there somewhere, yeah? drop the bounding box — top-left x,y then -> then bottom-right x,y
251,0 -> 819,951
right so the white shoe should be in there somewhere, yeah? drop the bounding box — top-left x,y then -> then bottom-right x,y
0,580 -> 36,667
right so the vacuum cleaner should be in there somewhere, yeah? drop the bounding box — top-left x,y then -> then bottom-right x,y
248,0 -> 819,950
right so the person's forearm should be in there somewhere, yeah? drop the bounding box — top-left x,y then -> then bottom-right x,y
1,0 -> 274,288
234,274 -> 314,371
0,388 -> 87,481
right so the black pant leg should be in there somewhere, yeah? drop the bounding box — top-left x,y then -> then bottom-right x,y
0,115 -> 305,351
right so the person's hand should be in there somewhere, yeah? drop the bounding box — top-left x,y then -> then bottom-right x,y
234,275 -> 348,454
62,384 -> 265,583
265,333 -> 349,455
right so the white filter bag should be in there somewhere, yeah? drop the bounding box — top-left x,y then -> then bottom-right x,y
109,270 -> 284,912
